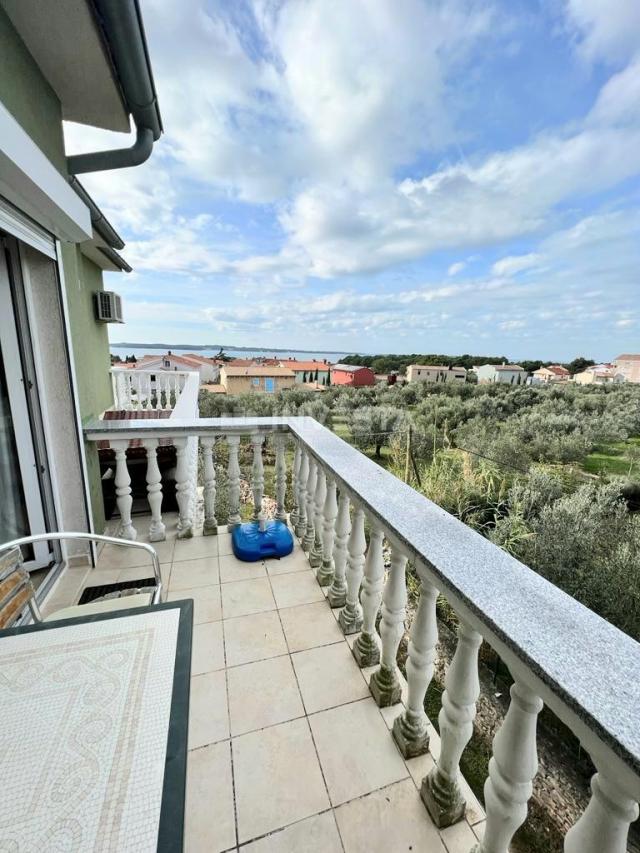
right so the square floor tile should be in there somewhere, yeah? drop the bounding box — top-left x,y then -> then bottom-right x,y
228,655 -> 303,735
118,563 -> 171,585
264,548 -> 312,576
309,698 -> 408,806
97,543 -> 153,570
219,553 -> 267,583
169,556 -> 219,590
240,811 -> 342,852
221,577 -> 276,619
280,601 -> 344,653
174,535 -> 219,562
167,585 -> 222,624
335,779 -> 446,853
217,532 -> 234,556
270,572 -> 324,609
192,621 -> 225,675
440,819 -> 480,853
189,670 -> 229,750
292,643 -> 369,713
233,718 -> 329,842
224,610 -> 287,667
185,741 -> 235,852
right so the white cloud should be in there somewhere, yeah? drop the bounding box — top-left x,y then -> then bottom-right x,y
492,253 -> 540,277
564,0 -> 640,64
448,261 -> 466,276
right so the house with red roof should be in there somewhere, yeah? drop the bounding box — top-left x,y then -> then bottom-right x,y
531,364 -> 570,384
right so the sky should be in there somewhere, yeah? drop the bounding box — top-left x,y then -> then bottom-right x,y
64,0 -> 640,360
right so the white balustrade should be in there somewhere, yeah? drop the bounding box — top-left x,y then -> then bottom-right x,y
290,442 -> 301,528
564,769 -> 639,853
317,476 -> 337,586
338,505 -> 366,634
370,543 -> 407,707
353,522 -> 384,667
328,490 -> 350,607
142,438 -> 165,542
109,368 -> 194,413
302,457 -> 317,553
112,440 -> 136,540
310,466 -> 326,568
201,436 -> 217,535
174,437 -> 194,539
227,434 -> 241,528
274,434 -> 287,523
251,432 -> 265,523
294,448 -> 308,539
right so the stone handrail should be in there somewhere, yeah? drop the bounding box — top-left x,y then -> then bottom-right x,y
84,415 -> 640,851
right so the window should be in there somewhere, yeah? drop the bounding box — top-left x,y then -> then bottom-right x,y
163,359 -> 170,368
265,378 -> 275,393
253,378 -> 260,386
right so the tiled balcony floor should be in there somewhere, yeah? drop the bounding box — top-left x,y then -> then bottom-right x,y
42,516 -> 485,853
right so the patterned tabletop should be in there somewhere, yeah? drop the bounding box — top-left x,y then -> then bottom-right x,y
0,604 -> 191,852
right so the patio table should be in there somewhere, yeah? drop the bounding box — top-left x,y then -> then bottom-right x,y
0,600 -> 192,852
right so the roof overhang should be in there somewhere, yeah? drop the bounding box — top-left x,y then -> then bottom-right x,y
2,0 -> 130,133
81,229 -> 131,272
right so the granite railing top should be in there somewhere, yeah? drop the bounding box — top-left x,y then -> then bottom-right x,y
84,415 -> 640,776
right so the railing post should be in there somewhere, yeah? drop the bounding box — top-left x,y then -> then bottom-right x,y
274,433 -> 287,523
564,770 -> 639,853
472,679 -> 543,853
227,434 -> 241,528
294,449 -> 308,538
302,457 -> 317,553
111,370 -> 118,409
353,522 -> 384,667
175,437 -> 194,539
290,442 -> 301,528
370,543 -> 407,706
328,490 -> 350,607
393,575 -> 438,758
310,466 -> 326,568
338,505 -> 366,634
112,440 -> 136,540
201,436 -> 218,535
421,620 -> 482,827
251,432 -> 264,523
317,476 -> 338,586
142,438 -> 165,542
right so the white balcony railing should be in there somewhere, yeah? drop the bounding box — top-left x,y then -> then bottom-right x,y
84,415 -> 640,852
110,367 -> 196,412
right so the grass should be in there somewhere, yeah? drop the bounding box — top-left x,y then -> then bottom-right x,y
582,436 -> 640,476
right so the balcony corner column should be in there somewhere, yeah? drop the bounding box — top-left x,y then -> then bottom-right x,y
112,440 -> 136,540
327,490 -> 350,607
142,438 -> 165,542
393,575 -> 438,758
369,544 -> 407,706
338,505 -> 366,634
302,458 -> 317,553
226,434 -> 241,528
471,679 -> 543,853
290,442 -> 301,528
317,477 -> 338,586
564,769 -> 639,853
294,449 -> 308,539
174,437 -> 194,539
421,619 -> 482,827
201,436 -> 218,535
353,522 -> 384,667
274,434 -> 287,523
310,466 -> 326,568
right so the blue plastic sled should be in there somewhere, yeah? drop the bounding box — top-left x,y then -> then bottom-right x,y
231,519 -> 294,562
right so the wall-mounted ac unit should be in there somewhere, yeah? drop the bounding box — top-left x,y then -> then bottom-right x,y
95,291 -> 124,323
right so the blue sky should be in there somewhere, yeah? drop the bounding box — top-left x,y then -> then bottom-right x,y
65,0 -> 640,360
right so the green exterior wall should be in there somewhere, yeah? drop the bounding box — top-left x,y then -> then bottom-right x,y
0,7 -> 66,173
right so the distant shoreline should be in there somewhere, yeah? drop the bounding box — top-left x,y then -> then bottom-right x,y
111,342 -> 350,355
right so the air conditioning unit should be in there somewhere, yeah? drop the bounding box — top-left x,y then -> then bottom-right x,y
95,291 -> 124,323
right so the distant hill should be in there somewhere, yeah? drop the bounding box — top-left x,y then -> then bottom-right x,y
112,342 -> 348,354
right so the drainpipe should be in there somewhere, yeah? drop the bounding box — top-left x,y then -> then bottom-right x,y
67,0 -> 162,175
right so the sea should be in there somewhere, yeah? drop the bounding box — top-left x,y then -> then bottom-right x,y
110,345 -> 349,362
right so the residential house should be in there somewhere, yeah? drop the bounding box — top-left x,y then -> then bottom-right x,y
127,350 -> 219,383
475,364 -> 528,384
279,358 -> 331,385
573,364 -> 625,385
531,365 -> 570,384
406,364 -> 467,383
614,354 -> 640,384
330,363 -> 376,386
220,365 -> 296,394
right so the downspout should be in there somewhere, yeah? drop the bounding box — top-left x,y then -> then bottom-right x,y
67,0 -> 162,175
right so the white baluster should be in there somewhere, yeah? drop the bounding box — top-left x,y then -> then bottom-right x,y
111,371 -> 118,408
328,490 -> 350,607
317,477 -> 338,586
274,433 -> 287,523
142,438 -> 165,541
290,442 -> 301,528
294,449 -> 308,538
564,770 -> 639,853
302,457 -> 317,553
160,374 -> 169,410
338,505 -> 365,634
251,432 -> 265,524
353,522 -> 384,667
227,434 -> 241,528
393,575 -> 438,757
201,436 -> 217,535
472,679 -> 543,853
421,620 -> 482,827
112,440 -> 136,540
370,543 -> 407,706
309,466 -> 326,568
174,437 -> 193,539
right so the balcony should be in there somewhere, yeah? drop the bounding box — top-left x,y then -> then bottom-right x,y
46,416 -> 640,850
